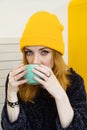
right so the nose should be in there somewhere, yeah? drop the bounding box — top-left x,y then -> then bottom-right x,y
32,55 -> 40,64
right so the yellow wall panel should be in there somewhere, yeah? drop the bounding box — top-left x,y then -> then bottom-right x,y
68,0 -> 87,92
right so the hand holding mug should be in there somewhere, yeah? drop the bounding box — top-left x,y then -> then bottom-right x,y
8,64 -> 27,94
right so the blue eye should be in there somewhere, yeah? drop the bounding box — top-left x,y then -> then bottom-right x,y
24,51 -> 33,55
41,50 -> 49,55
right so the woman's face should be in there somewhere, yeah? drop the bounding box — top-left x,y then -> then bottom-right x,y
24,46 -> 54,69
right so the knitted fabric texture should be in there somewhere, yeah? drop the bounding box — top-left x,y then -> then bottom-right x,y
20,11 -> 64,55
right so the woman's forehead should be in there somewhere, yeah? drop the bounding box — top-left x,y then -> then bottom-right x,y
24,46 -> 51,50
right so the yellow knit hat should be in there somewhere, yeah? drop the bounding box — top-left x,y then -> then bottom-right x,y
20,11 -> 64,55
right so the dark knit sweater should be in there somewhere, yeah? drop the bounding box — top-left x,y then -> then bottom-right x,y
1,68 -> 87,130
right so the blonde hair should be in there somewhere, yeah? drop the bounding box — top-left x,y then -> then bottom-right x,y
19,50 -> 71,102
52,51 -> 71,90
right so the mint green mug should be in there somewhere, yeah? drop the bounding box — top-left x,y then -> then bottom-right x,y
24,64 -> 40,85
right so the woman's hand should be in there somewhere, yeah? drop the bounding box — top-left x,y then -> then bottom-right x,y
33,64 -> 74,128
32,64 -> 65,99
8,64 -> 27,95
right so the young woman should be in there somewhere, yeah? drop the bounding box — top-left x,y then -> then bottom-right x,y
1,11 -> 87,130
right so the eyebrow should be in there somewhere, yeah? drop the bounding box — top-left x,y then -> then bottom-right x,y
39,47 -> 49,51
